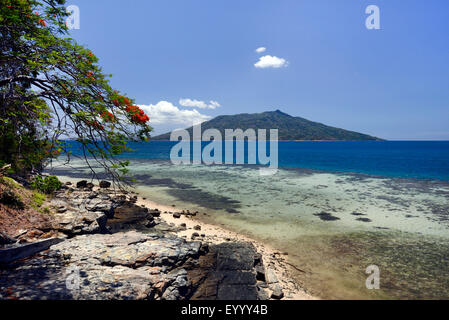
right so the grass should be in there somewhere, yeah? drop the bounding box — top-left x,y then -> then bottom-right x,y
31,191 -> 46,208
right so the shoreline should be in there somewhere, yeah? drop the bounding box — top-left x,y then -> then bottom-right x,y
52,175 -> 317,300
135,196 -> 317,300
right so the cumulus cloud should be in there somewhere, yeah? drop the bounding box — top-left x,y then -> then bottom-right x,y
254,55 -> 288,69
139,101 -> 211,133
179,98 -> 221,109
255,47 -> 267,53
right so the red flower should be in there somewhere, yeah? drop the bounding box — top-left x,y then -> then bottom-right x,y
101,112 -> 116,122
125,105 -> 149,124
89,121 -> 104,131
123,97 -> 131,106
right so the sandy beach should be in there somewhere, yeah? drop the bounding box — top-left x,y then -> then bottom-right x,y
136,196 -> 317,300
51,174 -> 316,300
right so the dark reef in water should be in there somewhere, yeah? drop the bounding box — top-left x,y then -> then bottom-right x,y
314,212 -> 340,221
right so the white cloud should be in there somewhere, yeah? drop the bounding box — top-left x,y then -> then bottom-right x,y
255,47 -> 267,53
254,55 -> 288,69
179,98 -> 221,109
139,101 -> 211,134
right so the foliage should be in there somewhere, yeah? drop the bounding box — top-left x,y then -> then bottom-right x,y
0,0 -> 152,185
31,190 -> 45,207
31,174 -> 61,194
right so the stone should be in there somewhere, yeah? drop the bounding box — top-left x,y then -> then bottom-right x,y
255,264 -> 265,281
173,212 -> 181,219
270,283 -> 284,300
0,232 -> 15,246
57,206 -> 67,213
265,268 -> 279,285
193,225 -> 201,231
99,181 -> 111,189
191,232 -> 200,240
53,210 -> 107,236
76,180 -> 88,188
190,242 -> 259,300
149,209 -> 161,217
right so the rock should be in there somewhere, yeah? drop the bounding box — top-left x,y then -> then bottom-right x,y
53,210 -> 108,236
255,264 -> 265,281
149,209 -> 161,217
191,232 -> 200,240
173,212 -> 181,219
107,202 -> 153,233
0,231 -> 204,300
88,192 -> 98,199
76,180 -> 88,188
99,181 -> 111,189
189,242 -> 259,300
65,182 -> 72,186
57,206 -> 67,213
194,225 -> 201,231
265,268 -> 279,285
257,287 -> 270,300
86,183 -> 95,190
0,232 -> 15,246
270,284 -> 284,300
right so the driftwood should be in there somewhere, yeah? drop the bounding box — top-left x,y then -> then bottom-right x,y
0,164 -> 11,176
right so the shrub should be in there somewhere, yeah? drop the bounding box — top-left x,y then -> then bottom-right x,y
31,175 -> 62,194
0,189 -> 25,209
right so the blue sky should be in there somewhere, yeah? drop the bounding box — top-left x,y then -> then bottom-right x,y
66,0 -> 449,139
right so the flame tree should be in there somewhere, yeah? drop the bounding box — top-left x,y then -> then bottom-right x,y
0,0 -> 152,186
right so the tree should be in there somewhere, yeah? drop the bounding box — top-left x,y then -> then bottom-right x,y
0,0 -> 152,187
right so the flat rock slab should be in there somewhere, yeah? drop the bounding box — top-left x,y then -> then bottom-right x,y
188,242 -> 260,300
0,231 -> 204,300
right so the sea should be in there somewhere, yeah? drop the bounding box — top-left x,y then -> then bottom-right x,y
48,141 -> 449,299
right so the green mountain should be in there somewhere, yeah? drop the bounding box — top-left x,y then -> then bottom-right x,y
152,110 -> 382,141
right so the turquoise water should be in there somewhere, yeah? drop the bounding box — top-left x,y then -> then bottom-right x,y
50,141 -> 449,299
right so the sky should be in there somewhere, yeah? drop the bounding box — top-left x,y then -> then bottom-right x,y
65,0 -> 449,139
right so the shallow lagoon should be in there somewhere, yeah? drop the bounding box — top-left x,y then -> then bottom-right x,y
49,159 -> 449,299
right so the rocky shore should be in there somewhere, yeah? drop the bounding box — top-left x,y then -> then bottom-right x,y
0,181 -> 312,300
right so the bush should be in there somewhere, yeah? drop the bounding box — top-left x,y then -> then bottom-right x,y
31,175 -> 62,194
0,189 -> 25,209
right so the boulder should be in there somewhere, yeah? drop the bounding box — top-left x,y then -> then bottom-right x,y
0,232 -> 15,246
270,283 -> 284,300
149,209 -> 161,217
191,232 -> 200,240
53,210 -> 108,236
76,180 -> 88,188
99,181 -> 111,189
